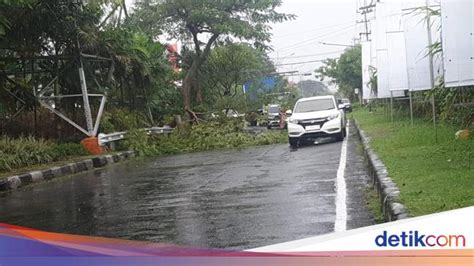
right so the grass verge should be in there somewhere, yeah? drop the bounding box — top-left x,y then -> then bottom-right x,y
352,108 -> 473,217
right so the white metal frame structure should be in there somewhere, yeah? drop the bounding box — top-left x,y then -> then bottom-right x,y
37,55 -> 107,137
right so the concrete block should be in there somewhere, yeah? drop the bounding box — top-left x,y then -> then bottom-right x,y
30,171 -> 44,183
7,176 -> 21,189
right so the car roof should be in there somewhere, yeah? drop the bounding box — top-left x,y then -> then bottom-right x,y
296,95 -> 335,103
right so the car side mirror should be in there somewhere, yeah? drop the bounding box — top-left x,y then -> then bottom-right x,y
285,110 -> 292,115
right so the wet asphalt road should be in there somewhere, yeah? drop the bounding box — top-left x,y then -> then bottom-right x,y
0,124 -> 373,250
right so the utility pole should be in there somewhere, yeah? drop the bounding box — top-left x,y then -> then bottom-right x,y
358,0 -> 376,41
357,0 -> 375,101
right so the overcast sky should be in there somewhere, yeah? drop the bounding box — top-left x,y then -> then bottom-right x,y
269,0 -> 359,84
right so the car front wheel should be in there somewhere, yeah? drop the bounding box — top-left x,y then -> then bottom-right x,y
289,137 -> 299,148
335,128 -> 345,142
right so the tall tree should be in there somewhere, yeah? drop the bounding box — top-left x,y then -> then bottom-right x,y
200,43 -> 271,100
296,80 -> 330,97
0,0 -> 32,37
316,45 -> 361,101
135,0 -> 294,110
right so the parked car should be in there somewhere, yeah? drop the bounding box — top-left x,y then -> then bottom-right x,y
267,104 -> 281,129
287,95 -> 346,148
340,98 -> 352,112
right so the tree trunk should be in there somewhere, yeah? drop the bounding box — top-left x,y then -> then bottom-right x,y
195,75 -> 203,103
182,33 -> 219,110
182,67 -> 195,110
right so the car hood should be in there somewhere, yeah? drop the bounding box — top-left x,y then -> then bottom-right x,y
290,109 -> 339,120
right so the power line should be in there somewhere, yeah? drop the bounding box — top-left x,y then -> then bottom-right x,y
320,42 -> 355,47
276,24 -> 355,52
270,50 -> 345,60
272,20 -> 356,40
274,24 -> 356,53
275,58 -> 338,66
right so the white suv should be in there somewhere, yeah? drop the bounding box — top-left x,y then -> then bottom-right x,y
287,95 -> 346,148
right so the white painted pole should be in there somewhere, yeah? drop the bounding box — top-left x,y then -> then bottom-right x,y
426,0 -> 437,142
78,56 -> 94,136
409,90 -> 414,125
92,95 -> 106,136
390,90 -> 394,122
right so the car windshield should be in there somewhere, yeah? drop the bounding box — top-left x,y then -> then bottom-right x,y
268,106 -> 280,113
294,98 -> 335,113
342,99 -> 350,103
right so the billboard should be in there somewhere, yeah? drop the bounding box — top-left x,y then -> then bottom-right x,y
370,19 -> 377,70
440,0 -> 474,88
375,1 -> 406,98
387,31 -> 409,91
402,1 -> 443,91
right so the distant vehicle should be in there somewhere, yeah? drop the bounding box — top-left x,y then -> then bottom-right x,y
287,95 -> 346,148
267,104 -> 281,129
340,98 -> 352,112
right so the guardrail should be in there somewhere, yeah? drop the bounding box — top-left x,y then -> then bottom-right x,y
98,126 -> 173,146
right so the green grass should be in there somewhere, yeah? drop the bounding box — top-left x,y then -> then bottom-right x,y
352,108 -> 474,217
0,136 -> 90,173
366,188 -> 384,223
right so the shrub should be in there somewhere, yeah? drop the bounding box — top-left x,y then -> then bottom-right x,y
100,108 -> 150,133
48,143 -> 89,160
0,136 -> 90,172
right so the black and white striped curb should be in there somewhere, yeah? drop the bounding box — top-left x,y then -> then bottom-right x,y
353,119 -> 409,221
0,151 -> 136,192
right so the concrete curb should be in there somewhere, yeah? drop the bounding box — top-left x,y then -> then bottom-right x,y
352,119 -> 409,221
0,151 -> 136,192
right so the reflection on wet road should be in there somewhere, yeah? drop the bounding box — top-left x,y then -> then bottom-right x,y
0,126 -> 373,249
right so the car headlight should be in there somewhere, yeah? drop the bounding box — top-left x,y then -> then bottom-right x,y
327,113 -> 339,120
289,117 -> 299,124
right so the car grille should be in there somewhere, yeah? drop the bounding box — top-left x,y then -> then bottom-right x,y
298,117 -> 328,129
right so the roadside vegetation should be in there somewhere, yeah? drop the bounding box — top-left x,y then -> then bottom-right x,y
0,137 -> 89,172
0,118 -> 287,174
352,108 -> 473,216
125,119 -> 287,157
1,0 -> 294,140
0,1 -> 294,175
